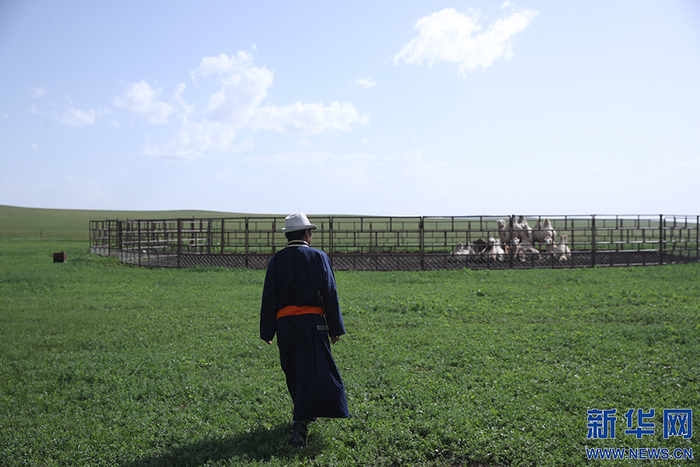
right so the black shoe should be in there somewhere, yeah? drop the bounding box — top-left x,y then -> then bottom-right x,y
290,420 -> 308,448
290,432 -> 306,448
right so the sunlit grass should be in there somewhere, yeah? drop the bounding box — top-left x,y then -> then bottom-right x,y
1,239 -> 698,466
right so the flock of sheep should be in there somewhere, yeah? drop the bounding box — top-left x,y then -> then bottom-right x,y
450,216 -> 572,262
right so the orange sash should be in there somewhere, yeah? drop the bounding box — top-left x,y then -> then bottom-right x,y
276,305 -> 324,319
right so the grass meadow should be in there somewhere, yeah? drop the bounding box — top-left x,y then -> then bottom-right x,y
0,207 -> 698,466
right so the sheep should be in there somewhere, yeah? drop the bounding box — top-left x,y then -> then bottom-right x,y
512,237 -> 541,261
532,217 -> 556,247
482,237 -> 505,261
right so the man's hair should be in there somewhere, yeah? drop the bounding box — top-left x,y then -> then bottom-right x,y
285,229 -> 309,241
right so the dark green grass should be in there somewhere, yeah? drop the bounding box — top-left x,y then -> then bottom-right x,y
1,239 -> 698,466
0,205 -> 254,240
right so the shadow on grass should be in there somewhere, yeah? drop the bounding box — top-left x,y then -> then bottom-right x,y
122,423 -> 326,467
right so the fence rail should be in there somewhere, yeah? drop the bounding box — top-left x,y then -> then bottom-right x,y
89,214 -> 699,270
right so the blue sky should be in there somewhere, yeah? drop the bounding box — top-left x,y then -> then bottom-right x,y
1,0 -> 699,216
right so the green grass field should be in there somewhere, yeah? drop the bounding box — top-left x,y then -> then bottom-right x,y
0,205 -> 254,240
1,207 -> 698,466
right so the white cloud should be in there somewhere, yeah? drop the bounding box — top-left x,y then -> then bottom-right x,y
173,82 -> 193,116
251,101 -> 369,134
30,87 -> 46,98
394,7 -> 538,77
144,118 -> 254,162
113,80 -> 174,124
28,104 -> 45,115
56,106 -> 111,127
355,78 -> 377,89
195,54 -> 274,126
147,52 -> 369,161
190,51 -> 257,82
58,107 -> 97,126
144,118 -> 231,161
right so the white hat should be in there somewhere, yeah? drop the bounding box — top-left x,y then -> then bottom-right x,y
282,213 -> 318,232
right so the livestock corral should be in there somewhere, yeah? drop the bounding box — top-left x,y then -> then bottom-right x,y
89,214 -> 699,271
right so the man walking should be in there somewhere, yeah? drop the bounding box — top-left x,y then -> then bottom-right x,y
260,213 -> 349,447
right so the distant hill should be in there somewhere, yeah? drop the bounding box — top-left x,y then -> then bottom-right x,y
0,205 -> 256,240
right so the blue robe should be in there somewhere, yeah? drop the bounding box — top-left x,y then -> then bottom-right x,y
260,241 -> 349,420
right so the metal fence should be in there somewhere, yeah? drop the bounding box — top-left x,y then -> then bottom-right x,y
89,214 -> 699,271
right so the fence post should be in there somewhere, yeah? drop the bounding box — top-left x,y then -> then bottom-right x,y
117,221 -> 122,258
509,214 -> 515,269
420,216 -> 425,271
329,217 -> 334,266
206,219 -> 211,254
177,220 -> 182,268
221,219 -> 225,255
591,215 -> 596,267
245,217 -> 250,268
659,214 -> 664,265
137,221 -> 142,267
696,215 -> 699,263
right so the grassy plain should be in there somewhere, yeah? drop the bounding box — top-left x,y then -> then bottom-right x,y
0,207 -> 698,466
0,205 -> 252,240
